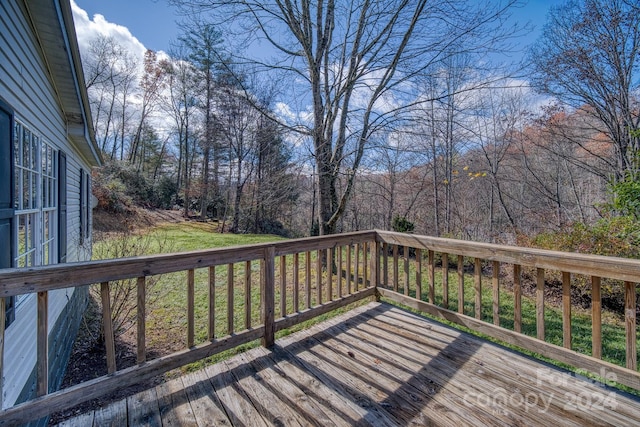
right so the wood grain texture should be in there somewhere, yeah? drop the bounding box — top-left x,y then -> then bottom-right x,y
415,248 -> 422,301
492,262 -> 499,326
562,271 -> 571,349
379,289 -> 640,391
262,246 -> 275,348
625,281 -> 637,370
457,255 -> 464,314
227,263 -> 234,335
377,230 -> 640,283
403,245 -> 409,296
37,291 -> 48,397
513,264 -> 521,333
245,261 -> 252,329
293,252 -> 300,312
187,269 -> 195,348
137,276 -> 146,364
428,250 -> 435,304
54,301 -> 640,427
100,282 -> 117,373
392,244 -> 399,293
442,253 -> 449,309
536,268 -> 545,341
208,266 -> 216,340
591,276 -> 601,359
474,258 -> 481,320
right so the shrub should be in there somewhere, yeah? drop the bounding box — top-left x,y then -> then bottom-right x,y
392,215 -> 415,233
527,216 -> 640,312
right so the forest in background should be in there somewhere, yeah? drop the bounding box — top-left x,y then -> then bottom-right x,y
85,0 -> 640,256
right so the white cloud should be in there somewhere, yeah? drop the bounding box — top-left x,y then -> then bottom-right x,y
71,0 -> 147,63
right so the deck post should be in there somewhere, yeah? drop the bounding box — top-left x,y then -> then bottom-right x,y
262,246 -> 276,348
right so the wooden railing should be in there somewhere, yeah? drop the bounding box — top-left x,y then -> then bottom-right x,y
1,229 -> 639,424
376,230 -> 640,392
0,231 -> 378,425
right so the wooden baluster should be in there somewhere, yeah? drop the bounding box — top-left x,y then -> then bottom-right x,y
346,244 -> 352,295
492,262 -> 500,327
428,250 -> 435,304
536,268 -> 545,341
383,242 -> 389,289
442,253 -> 449,309
474,258 -> 481,320
337,247 -> 342,298
0,297 -> 4,409
316,250 -> 323,305
415,248 -> 422,301
392,245 -> 399,292
362,243 -> 368,289
355,244 -> 360,291
625,281 -> 637,370
100,282 -> 116,374
404,246 -> 410,296
305,251 -> 312,309
228,264 -> 234,335
458,255 -> 464,314
280,255 -> 287,317
372,241 -> 380,290
262,247 -> 275,347
514,264 -> 522,332
562,272 -> 571,349
293,253 -> 300,312
245,261 -> 252,329
327,248 -> 334,301
37,291 -> 48,397
591,276 -> 601,359
137,277 -> 146,364
209,266 -> 216,340
187,269 -> 195,348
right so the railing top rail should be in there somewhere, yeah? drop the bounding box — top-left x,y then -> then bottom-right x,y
376,230 -> 640,283
0,230 -> 377,297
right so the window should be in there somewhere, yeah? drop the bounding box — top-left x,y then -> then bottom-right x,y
13,120 -> 58,307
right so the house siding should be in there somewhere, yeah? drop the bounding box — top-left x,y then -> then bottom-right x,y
1,0 -> 95,409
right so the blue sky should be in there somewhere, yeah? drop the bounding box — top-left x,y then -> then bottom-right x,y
73,0 -> 557,59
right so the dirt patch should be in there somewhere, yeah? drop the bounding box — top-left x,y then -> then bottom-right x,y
93,206 -> 186,234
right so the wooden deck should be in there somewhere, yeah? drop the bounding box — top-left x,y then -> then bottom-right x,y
56,302 -> 640,427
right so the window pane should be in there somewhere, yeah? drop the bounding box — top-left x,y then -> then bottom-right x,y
22,170 -> 29,210
22,128 -> 30,168
31,134 -> 38,170
31,171 -> 37,209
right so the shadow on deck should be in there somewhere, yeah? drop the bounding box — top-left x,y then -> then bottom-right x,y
56,302 -> 640,427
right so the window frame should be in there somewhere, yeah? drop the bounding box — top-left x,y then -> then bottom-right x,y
13,119 -> 59,309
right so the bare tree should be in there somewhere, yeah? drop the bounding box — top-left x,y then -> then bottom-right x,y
529,0 -> 640,181
161,51 -> 200,216
129,50 -> 167,170
83,35 -> 138,160
170,0 -> 523,235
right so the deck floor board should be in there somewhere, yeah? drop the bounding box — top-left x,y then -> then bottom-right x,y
55,302 -> 640,427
